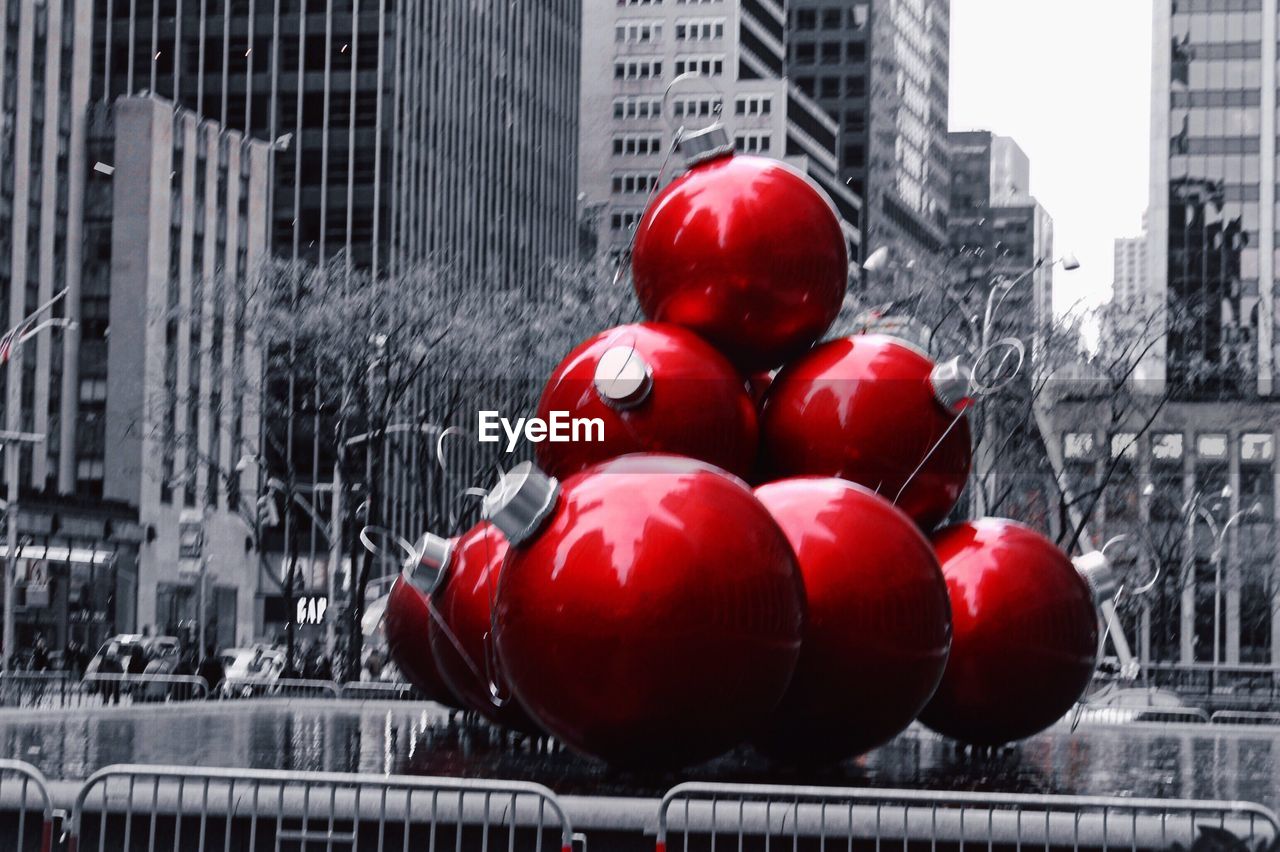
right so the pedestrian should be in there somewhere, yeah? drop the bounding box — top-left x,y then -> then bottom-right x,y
196,646 -> 225,697
97,641 -> 123,705
126,642 -> 148,676
30,635 -> 49,672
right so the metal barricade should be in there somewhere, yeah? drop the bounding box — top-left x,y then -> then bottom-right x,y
337,680 -> 423,701
0,759 -> 55,852
66,764 -> 574,852
1072,705 -> 1210,726
655,782 -> 1280,852
0,671 -> 79,709
1211,709 -> 1280,726
79,674 -> 209,707
217,677 -> 340,700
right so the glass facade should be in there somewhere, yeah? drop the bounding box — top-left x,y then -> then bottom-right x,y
1166,2 -> 1265,395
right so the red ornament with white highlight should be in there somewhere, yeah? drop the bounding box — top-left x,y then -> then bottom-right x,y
535,322 -> 757,480
919,519 -> 1101,745
760,334 -> 972,531
631,125 -> 848,371
384,543 -> 459,708
427,522 -> 541,733
488,455 -> 805,768
753,478 -> 951,763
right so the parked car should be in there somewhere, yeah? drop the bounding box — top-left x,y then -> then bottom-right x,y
84,634 -> 187,701
219,646 -> 286,698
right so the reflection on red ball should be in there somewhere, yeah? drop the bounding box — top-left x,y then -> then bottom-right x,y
631,154 -> 847,371
753,478 -> 951,763
535,323 -> 757,480
429,522 -> 540,733
493,455 -> 805,768
919,519 -> 1099,745
384,577 -> 458,707
760,334 -> 971,530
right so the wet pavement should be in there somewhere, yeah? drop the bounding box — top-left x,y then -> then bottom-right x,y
0,701 -> 1276,807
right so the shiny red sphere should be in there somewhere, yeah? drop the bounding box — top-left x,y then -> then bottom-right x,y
535,323 -> 757,479
753,478 -> 951,763
760,334 -> 971,530
631,154 -> 848,371
494,455 -> 805,768
919,519 -> 1099,745
384,577 -> 459,707
429,522 -> 541,733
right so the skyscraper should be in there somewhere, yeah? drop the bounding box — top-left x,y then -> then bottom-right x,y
948,130 -> 1054,343
578,0 -> 862,262
786,0 -> 950,282
1113,234 -> 1148,309
1149,1 -> 1274,398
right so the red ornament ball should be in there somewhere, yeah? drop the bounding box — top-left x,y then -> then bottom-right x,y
489,455 -> 805,768
919,519 -> 1099,745
429,522 -> 541,733
753,478 -> 951,763
760,334 -> 971,530
384,574 -> 458,707
535,322 -> 757,480
631,153 -> 848,371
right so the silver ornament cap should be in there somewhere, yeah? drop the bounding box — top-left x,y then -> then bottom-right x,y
594,346 -> 653,409
403,532 -> 452,595
677,122 -> 734,167
930,356 -> 973,412
1073,550 -> 1118,604
483,462 -> 561,546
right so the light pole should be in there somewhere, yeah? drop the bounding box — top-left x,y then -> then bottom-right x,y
1,299 -> 74,672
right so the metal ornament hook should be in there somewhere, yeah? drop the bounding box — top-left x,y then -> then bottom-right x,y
969,336 -> 1026,397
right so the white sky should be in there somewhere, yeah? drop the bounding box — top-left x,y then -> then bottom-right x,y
949,0 -> 1154,317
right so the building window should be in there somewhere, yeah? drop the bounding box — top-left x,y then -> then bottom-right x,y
794,9 -> 816,29
820,8 -> 842,29
673,55 -> 724,77
820,42 -> 841,64
735,95 -> 772,116
1064,432 -> 1096,460
610,210 -> 644,232
613,96 -> 662,120
675,18 -> 724,40
612,135 -> 664,156
611,172 -> 661,194
78,378 -> 107,403
615,21 -> 662,44
734,132 -> 771,154
671,96 -> 722,118
1196,433 -> 1229,460
614,60 -> 663,80
1111,432 -> 1138,460
617,0 -> 662,6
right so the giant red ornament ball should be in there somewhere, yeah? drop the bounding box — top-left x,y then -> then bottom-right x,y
384,567 -> 458,708
428,522 -> 541,733
488,454 -> 805,768
760,334 -> 972,530
631,150 -> 848,371
535,322 -> 757,480
753,478 -> 951,763
919,519 -> 1100,745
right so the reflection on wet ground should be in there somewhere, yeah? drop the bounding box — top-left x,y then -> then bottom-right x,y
0,702 -> 1275,806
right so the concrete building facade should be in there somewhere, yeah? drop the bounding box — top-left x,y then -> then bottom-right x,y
578,0 -> 862,262
786,0 -> 950,282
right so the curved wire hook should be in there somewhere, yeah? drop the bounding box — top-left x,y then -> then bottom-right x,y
969,336 -> 1026,397
358,525 -> 417,563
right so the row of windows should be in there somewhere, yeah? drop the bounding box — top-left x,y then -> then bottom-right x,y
615,21 -> 661,43
610,210 -> 643,231
794,74 -> 867,100
791,40 -> 868,65
611,172 -> 660,194
612,134 -> 664,156
671,96 -> 722,118
614,18 -> 725,43
736,95 -> 772,116
676,20 -> 724,40
791,5 -> 869,31
613,96 -> 662,119
614,59 -> 662,79
1064,431 -> 1275,464
674,55 -> 724,76
734,132 -> 771,153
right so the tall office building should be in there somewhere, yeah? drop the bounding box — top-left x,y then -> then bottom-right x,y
787,0 -> 950,283
1150,1 -> 1275,398
579,0 -> 862,262
1114,235 -> 1148,309
91,0 -> 395,270
948,131 -> 1054,342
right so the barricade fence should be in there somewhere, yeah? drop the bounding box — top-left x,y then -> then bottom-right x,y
0,760 -> 54,852
655,782 -> 1280,852
215,677 -> 340,700
66,764 -> 575,852
0,673 -> 430,708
